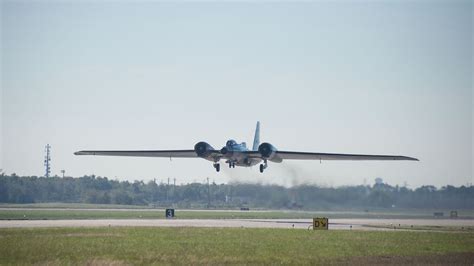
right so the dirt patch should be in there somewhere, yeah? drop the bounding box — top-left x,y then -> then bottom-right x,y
337,252 -> 474,265
32,258 -> 129,266
62,233 -> 122,237
85,259 -> 131,266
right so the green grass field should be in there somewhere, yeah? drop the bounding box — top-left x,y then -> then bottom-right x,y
0,227 -> 473,265
1,204 -> 473,220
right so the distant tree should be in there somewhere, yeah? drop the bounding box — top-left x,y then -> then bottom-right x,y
0,175 -> 473,210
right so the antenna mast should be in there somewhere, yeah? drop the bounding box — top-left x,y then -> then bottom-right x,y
44,144 -> 51,177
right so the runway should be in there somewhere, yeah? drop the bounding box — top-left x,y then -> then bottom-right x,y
1,218 -> 472,230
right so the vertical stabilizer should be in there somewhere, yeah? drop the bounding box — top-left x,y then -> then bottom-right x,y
252,121 -> 260,151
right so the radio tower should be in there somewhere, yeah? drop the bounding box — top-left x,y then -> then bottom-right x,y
44,144 -> 51,177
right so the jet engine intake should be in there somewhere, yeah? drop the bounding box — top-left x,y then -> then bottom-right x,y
194,141 -> 215,157
220,147 -> 232,156
258,142 -> 277,159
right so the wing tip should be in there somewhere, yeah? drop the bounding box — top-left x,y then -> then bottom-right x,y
403,156 -> 419,161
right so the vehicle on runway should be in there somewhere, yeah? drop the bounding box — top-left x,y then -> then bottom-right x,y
74,122 -> 418,173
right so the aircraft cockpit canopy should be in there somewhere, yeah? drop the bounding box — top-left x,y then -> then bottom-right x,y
226,140 -> 237,147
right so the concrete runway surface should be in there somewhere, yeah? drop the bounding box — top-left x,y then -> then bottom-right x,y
1,218 -> 472,230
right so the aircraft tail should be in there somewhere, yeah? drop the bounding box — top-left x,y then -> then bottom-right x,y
252,121 -> 260,151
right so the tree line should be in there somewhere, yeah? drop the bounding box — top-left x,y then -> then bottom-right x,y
0,174 -> 472,210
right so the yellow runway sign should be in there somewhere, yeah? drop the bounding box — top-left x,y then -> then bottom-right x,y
313,218 -> 328,230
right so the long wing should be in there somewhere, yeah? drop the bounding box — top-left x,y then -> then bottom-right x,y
74,150 -> 198,158
275,151 -> 418,161
245,151 -> 418,161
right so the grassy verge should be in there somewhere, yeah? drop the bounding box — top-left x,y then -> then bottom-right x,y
0,227 -> 473,264
1,208 -> 473,220
364,224 -> 474,232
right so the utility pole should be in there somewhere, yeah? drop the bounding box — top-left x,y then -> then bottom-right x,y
207,177 -> 210,208
173,178 -> 176,204
44,144 -> 51,178
153,178 -> 157,204
60,170 -> 65,178
166,177 -> 170,203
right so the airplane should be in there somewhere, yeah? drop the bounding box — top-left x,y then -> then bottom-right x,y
74,122 -> 418,173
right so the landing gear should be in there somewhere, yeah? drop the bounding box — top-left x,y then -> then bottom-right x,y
213,163 -> 220,172
259,160 -> 268,173
227,161 -> 236,168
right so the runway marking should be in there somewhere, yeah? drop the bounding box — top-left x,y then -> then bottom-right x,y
1,218 -> 472,231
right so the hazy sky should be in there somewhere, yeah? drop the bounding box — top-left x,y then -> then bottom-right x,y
1,1 -> 472,188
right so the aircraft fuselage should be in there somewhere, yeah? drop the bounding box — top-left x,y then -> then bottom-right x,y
219,139 -> 262,167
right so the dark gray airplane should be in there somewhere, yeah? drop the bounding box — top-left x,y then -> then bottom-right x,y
74,122 -> 418,173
